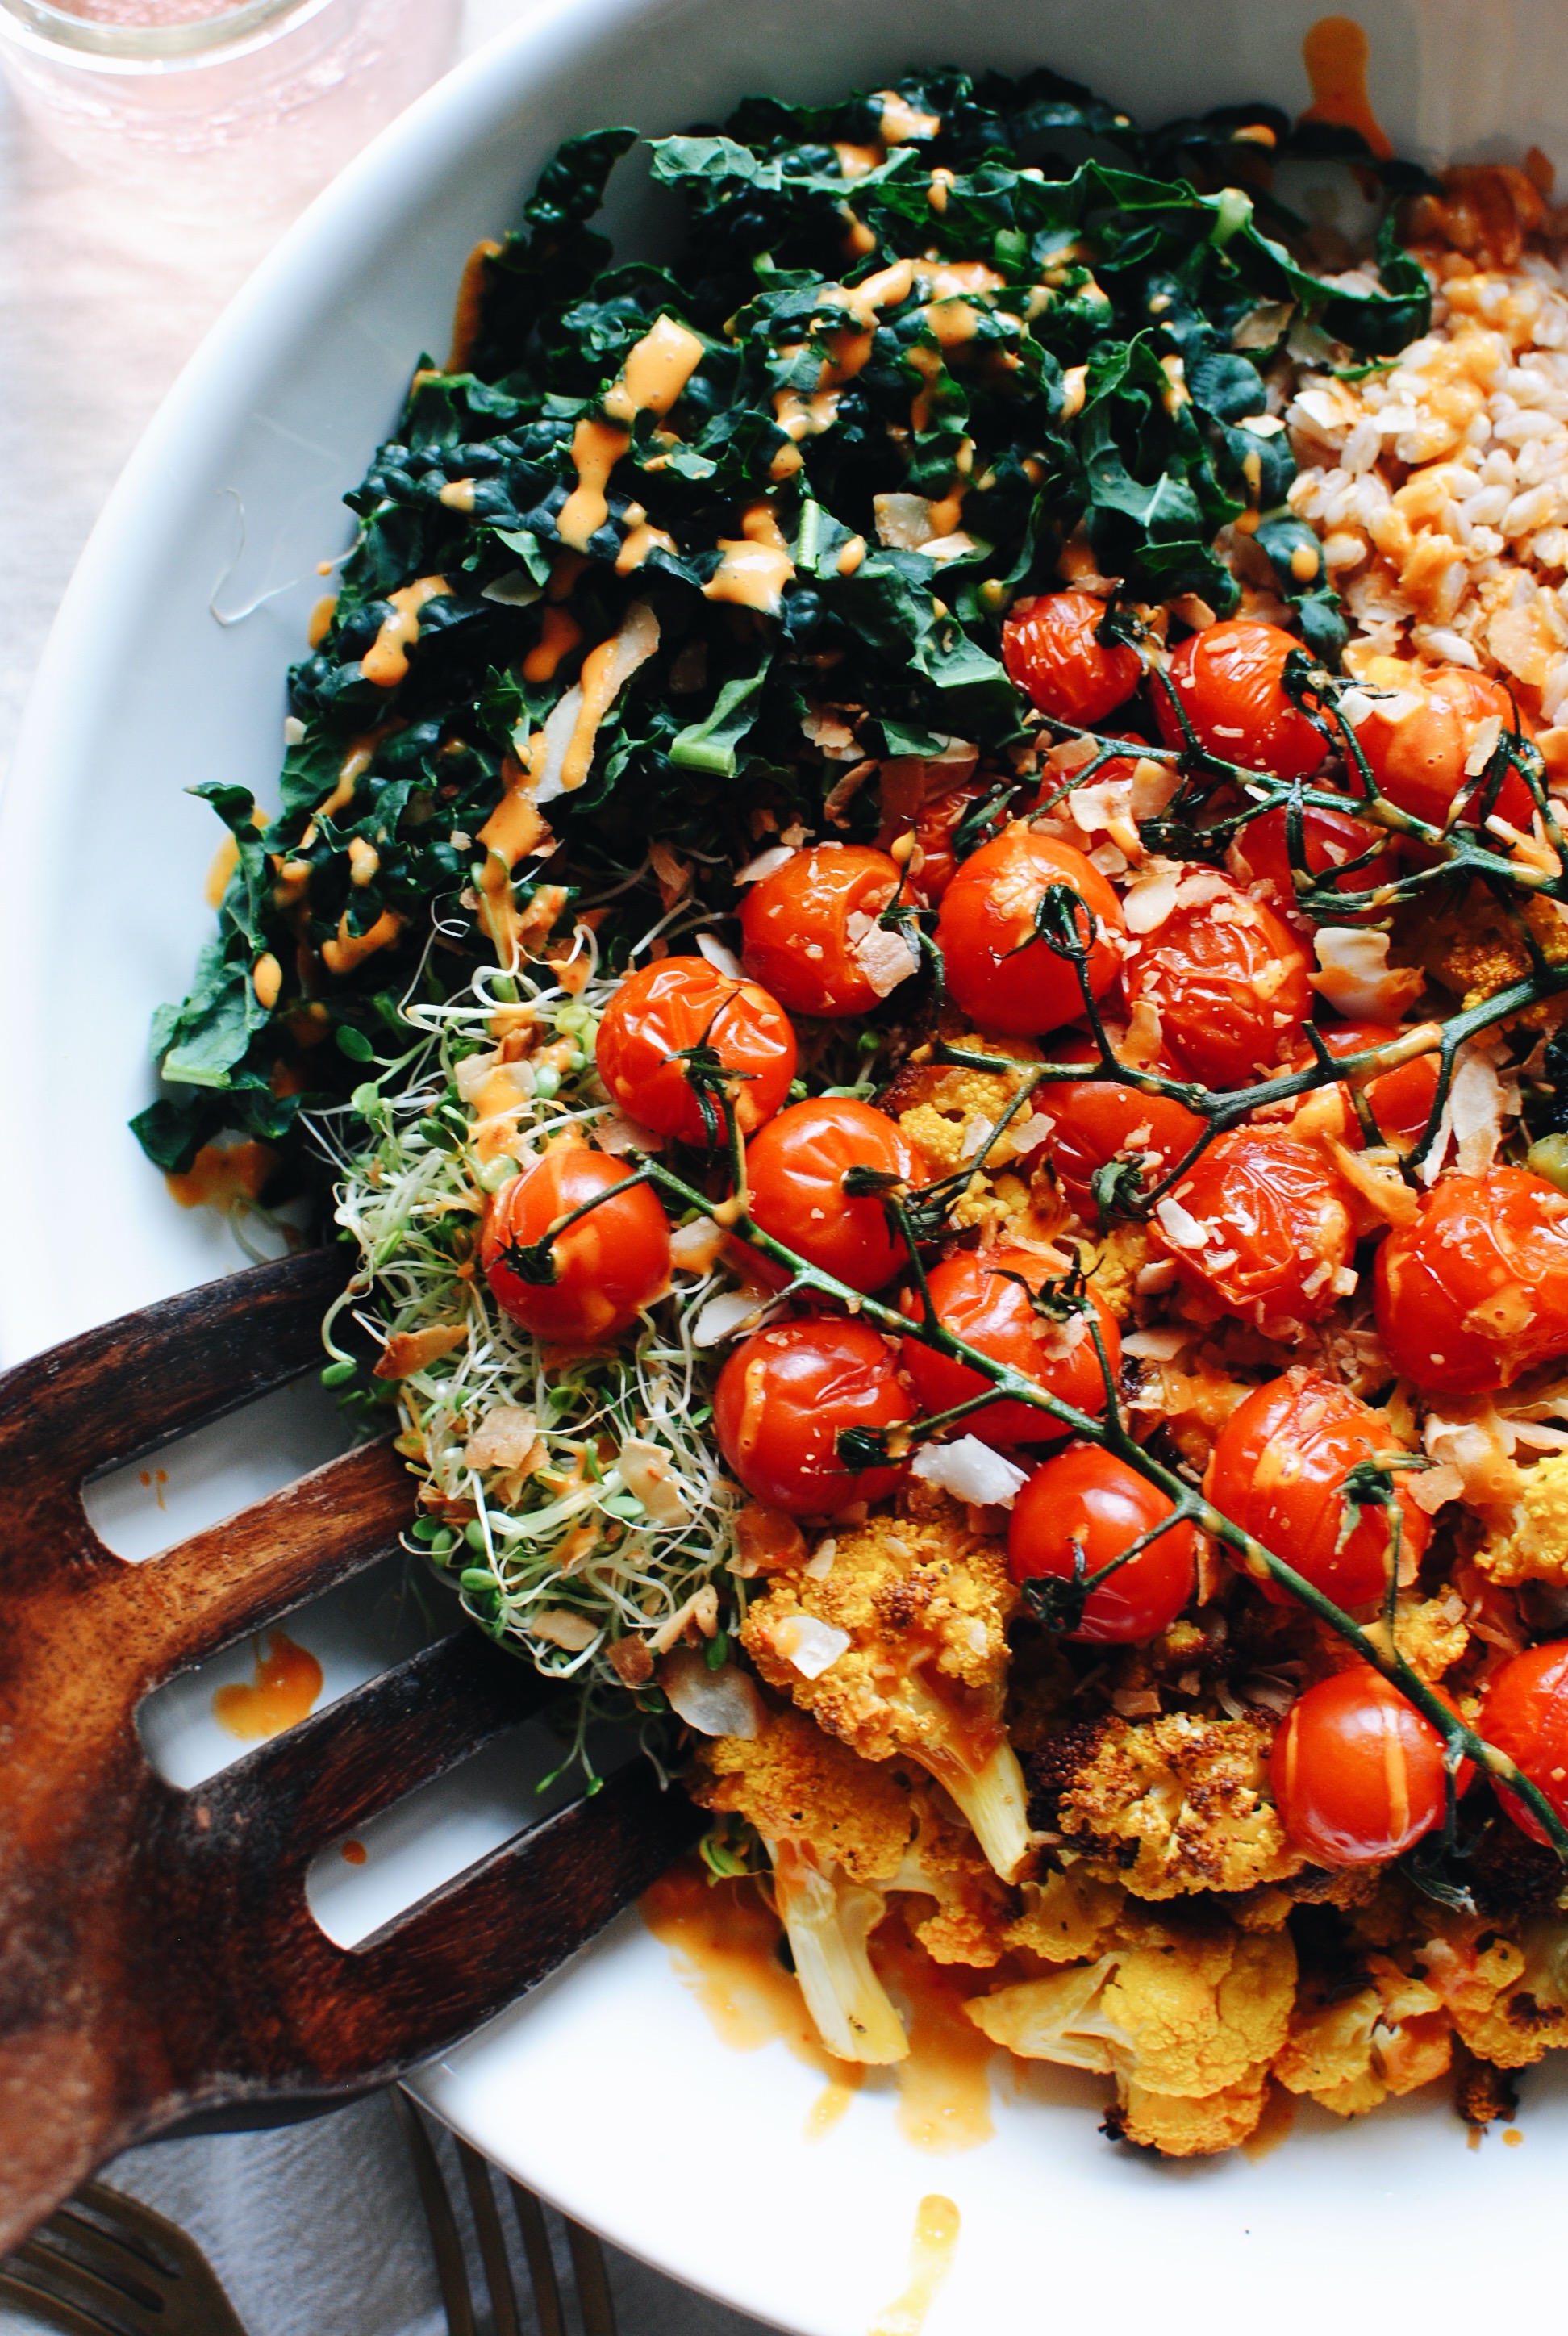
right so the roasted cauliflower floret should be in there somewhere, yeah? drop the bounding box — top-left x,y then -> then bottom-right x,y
692,1702 -> 911,1883
891,1035 -> 1044,1175
891,1783 -> 1016,1967
1274,1953 -> 1451,2116
690,1707 -> 911,2065
1006,1867 -> 1127,1966
1418,1913 -> 1568,2069
1407,882 -> 1568,1017
742,1515 -> 1031,1881
1073,1224 -> 1152,1323
969,1915 -> 1296,2158
1393,1590 -> 1471,1679
1475,1453 -> 1568,1587
1031,1712 -> 1307,1899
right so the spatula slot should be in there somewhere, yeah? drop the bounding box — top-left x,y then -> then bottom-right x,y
136,1553 -> 455,1789
304,1715 -> 639,1949
85,1374 -> 355,1565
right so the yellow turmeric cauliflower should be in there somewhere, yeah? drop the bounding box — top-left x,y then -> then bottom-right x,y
1476,1452 -> 1568,1586
1274,1954 -> 1452,2116
894,1783 -> 1017,1967
691,1702 -> 911,1883
968,1913 -> 1296,2157
1405,882 -> 1568,1019
741,1514 -> 1031,1879
1393,1590 -> 1472,1679
1006,1867 -> 1127,1966
1043,1712 -> 1307,1898
891,1034 -> 1043,1174
1418,1912 -> 1568,2068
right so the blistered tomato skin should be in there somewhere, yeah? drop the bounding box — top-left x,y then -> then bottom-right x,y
1204,1370 -> 1431,1609
1271,1668 -> 1462,1866
1227,799 -> 1397,923
1121,869 -> 1312,1091
937,829 -> 1125,1037
1001,590 -> 1143,726
1349,665 -> 1537,832
1154,1130 -> 1355,1335
742,1099 -> 928,1294
740,845 -> 903,1017
1008,1443 -> 1195,1641
1374,1166 -> 1568,1395
594,957 -> 797,1145
1155,619 -> 1327,780
1286,1021 -> 1441,1156
899,1249 -> 1122,1450
1478,1641 -> 1568,1845
712,1317 -> 914,1516
482,1143 -> 671,1344
1031,1033 -> 1205,1216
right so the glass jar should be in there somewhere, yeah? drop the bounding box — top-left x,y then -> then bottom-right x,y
0,0 -> 461,209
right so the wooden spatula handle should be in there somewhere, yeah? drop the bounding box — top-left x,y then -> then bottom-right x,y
0,1253 -> 699,2250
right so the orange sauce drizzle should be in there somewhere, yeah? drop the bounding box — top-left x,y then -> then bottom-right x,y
137,1466 -> 169,1509
165,1139 -> 275,1212
213,1629 -> 323,1741
340,1838 -> 369,1866
205,834 -> 240,907
447,238 -> 503,373
868,2196 -> 961,2336
558,419 -> 632,553
1241,2080 -> 1297,2162
361,578 -> 449,687
641,1863 -> 998,2154
1299,16 -> 1393,161
523,605 -> 583,684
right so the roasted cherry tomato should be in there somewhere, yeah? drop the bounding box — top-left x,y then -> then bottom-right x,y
910,781 -> 1004,903
1271,1667 -> 1467,1866
1348,665 -> 1537,833
1374,1166 -> 1568,1395
1478,1641 -> 1568,1845
741,1099 -> 928,1294
1153,1130 -> 1355,1336
1155,619 -> 1327,780
899,1248 -> 1121,1449
740,845 -> 905,1018
482,1141 -> 670,1343
1120,868 -> 1312,1090
1284,1020 -> 1441,1157
1226,799 -> 1397,923
1001,590 -> 1143,726
1007,1442 -> 1195,1641
1031,1032 -> 1204,1217
713,1316 -> 913,1516
937,829 -> 1124,1037
1204,1370 -> 1431,1609
595,957 -> 797,1145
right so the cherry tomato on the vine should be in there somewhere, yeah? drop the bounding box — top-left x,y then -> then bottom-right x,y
1271,1667 -> 1467,1866
595,957 -> 797,1145
1374,1166 -> 1568,1395
1478,1641 -> 1568,1846
740,845 -> 906,1018
910,781 -> 1006,904
1120,868 -> 1312,1091
1031,1032 -> 1205,1217
1226,798 -> 1397,923
1282,1020 -> 1441,1157
1347,665 -> 1537,833
741,1098 -> 929,1294
1155,619 -> 1328,781
1007,1442 -> 1195,1641
1001,590 -> 1144,726
482,1141 -> 670,1344
1204,1370 -> 1431,1609
713,1316 -> 913,1516
1153,1129 -> 1355,1335
899,1248 -> 1122,1450
937,829 -> 1125,1037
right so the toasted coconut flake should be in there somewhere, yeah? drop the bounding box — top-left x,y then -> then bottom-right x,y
375,1323 -> 467,1379
532,1608 -> 599,1652
659,1646 -> 764,1737
770,1613 -> 851,1679
463,1404 -> 544,1471
695,932 -> 744,979
618,1436 -> 693,1527
910,1435 -> 1028,1508
1311,928 -> 1424,1020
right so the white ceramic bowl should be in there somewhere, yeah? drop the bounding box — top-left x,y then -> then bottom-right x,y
10,3 -> 1568,2329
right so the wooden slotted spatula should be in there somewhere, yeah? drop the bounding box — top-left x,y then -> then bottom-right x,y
0,1248 -> 701,2254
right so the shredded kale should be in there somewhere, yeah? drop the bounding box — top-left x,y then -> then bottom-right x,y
136,64 -> 1431,1191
